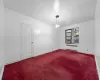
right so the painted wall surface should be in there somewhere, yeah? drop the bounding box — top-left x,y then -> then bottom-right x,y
0,0 -> 4,79
4,8 -> 58,64
60,20 -> 95,54
95,0 -> 100,78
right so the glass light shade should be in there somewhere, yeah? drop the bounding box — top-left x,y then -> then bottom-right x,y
56,24 -> 60,28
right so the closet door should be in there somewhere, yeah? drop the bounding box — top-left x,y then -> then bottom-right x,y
21,24 -> 32,60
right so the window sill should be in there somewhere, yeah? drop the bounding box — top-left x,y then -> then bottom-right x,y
66,44 -> 78,47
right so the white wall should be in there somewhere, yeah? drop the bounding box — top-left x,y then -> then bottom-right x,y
4,8 -> 58,64
95,0 -> 100,78
0,0 -> 4,79
60,20 -> 95,54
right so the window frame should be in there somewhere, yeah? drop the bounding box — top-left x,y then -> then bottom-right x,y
65,27 -> 79,47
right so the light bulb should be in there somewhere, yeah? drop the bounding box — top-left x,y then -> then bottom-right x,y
56,24 -> 60,28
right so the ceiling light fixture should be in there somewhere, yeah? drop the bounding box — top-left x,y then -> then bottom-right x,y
54,0 -> 60,28
56,15 -> 60,28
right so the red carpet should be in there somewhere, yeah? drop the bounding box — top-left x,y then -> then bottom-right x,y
2,49 -> 99,80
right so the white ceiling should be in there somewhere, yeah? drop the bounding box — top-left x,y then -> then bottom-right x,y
4,0 -> 97,26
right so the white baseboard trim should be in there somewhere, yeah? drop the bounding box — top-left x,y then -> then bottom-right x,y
95,55 -> 100,80
0,66 -> 4,80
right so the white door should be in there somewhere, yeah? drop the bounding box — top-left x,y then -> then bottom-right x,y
21,24 -> 33,60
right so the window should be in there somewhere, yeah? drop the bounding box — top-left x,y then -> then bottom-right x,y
65,27 -> 79,46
